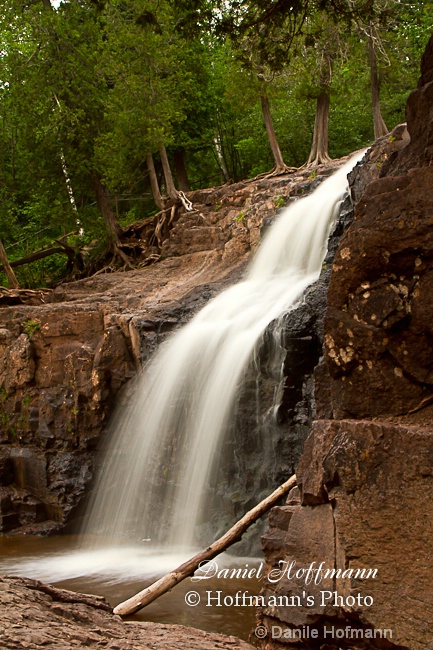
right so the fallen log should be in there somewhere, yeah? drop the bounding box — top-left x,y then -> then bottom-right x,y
0,246 -> 66,272
113,473 -> 297,616
0,232 -> 78,274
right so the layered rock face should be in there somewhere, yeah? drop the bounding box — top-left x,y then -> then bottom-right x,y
257,34 -> 433,650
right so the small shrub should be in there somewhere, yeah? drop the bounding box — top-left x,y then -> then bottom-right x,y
22,319 -> 41,339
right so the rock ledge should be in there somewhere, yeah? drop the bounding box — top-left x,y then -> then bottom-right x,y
0,575 -> 254,650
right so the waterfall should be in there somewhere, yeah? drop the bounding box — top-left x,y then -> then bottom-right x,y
82,154 -> 363,550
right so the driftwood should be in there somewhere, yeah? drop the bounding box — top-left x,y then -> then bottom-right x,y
24,578 -> 112,612
113,473 -> 297,616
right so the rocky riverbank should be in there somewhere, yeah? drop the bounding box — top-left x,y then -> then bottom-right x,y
0,576 -> 254,650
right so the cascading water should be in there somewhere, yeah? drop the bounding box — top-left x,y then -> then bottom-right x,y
82,153 -> 364,551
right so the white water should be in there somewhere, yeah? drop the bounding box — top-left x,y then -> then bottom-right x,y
81,154 -> 363,550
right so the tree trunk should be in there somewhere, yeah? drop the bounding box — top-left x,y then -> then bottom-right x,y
52,95 -> 80,225
93,174 -> 123,243
173,149 -> 191,192
0,238 -> 19,289
307,90 -> 331,166
260,92 -> 287,173
146,154 -> 165,210
213,131 -> 230,183
369,32 -> 388,140
159,146 -> 180,202
60,150 -> 78,213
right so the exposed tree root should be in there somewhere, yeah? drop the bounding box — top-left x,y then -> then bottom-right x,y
168,204 -> 178,226
265,163 -> 298,177
89,264 -> 117,277
305,152 -> 332,168
0,286 -> 52,305
84,241 -> 134,278
178,190 -> 193,212
252,164 -> 298,181
112,243 -> 134,270
150,207 -> 171,248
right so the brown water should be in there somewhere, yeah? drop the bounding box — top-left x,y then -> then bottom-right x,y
0,536 -> 261,641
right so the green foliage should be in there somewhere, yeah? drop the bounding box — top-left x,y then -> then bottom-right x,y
0,0 -> 430,288
0,0 -> 113,285
22,319 -> 41,339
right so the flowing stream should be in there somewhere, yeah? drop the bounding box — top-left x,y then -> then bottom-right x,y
82,153 -> 363,549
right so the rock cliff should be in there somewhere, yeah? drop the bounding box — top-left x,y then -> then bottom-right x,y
257,34 -> 433,650
0,164 -> 344,536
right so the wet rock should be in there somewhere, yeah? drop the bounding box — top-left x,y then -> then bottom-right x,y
325,163 -> 433,418
348,123 -> 409,201
0,449 -> 14,485
319,34 -> 433,419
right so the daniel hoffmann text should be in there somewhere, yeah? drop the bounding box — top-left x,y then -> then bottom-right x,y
189,559 -> 378,609
192,559 -> 378,586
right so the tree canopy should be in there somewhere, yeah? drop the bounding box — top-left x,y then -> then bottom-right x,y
0,0 -> 431,287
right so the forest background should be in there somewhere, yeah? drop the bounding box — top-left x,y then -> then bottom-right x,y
0,0 -> 432,288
